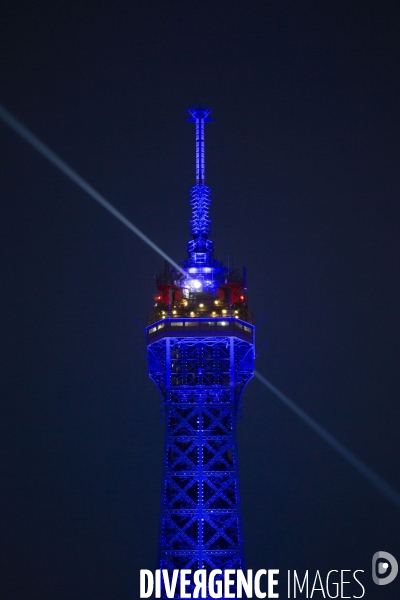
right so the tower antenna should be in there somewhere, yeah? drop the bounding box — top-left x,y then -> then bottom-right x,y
187,105 -> 212,184
186,106 -> 213,267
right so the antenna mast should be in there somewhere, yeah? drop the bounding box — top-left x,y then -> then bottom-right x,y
186,106 -> 213,266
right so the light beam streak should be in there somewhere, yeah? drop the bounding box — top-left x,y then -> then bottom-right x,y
0,102 -> 185,275
1,101 -> 398,510
255,370 -> 400,509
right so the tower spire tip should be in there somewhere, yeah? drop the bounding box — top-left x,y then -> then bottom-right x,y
187,105 -> 212,122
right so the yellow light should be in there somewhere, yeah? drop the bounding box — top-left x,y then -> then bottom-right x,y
222,309 -> 227,314
214,300 -> 219,305
190,311 -> 195,317
172,310 -> 177,315
199,303 -> 204,308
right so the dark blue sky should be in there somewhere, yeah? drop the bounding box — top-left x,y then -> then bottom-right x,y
1,1 -> 399,598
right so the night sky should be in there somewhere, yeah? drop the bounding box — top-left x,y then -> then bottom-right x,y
1,1 -> 399,599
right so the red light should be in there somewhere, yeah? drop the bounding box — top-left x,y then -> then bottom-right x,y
240,295 -> 245,301
156,296 -> 161,301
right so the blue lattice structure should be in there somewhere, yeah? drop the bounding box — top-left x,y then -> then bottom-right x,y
147,107 -> 254,597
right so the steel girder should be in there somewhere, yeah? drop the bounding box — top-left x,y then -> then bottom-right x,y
148,334 -> 254,598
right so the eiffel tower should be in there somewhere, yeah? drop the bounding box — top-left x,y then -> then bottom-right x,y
147,106 -> 255,598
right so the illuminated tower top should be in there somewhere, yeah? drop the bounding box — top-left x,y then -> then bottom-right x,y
150,107 -> 250,324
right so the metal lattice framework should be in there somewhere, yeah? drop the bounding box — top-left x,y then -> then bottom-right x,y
148,330 -> 254,597
189,184 -> 212,240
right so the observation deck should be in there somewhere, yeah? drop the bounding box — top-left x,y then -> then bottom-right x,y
148,268 -> 252,326
147,317 -> 254,344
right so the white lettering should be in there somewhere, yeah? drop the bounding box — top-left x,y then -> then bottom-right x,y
193,569 -> 207,598
224,569 -> 236,598
310,571 -> 325,598
140,567 -> 367,599
140,570 -> 153,598
209,569 -> 223,598
294,571 -> 308,598
162,570 -> 179,598
340,571 -> 351,599
180,570 -> 192,598
268,569 -> 279,598
155,570 -> 161,598
255,569 -> 267,598
352,571 -> 365,599
237,569 -> 253,598
326,570 -> 338,599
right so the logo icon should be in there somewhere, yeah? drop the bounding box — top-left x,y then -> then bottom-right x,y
372,551 -> 398,585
